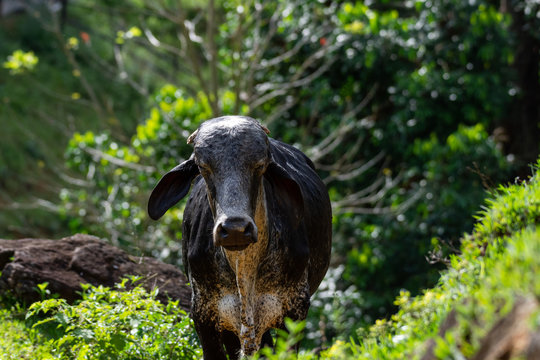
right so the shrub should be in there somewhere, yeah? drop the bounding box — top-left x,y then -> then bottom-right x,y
312,123 -> 512,343
26,278 -> 201,360
347,158 -> 540,358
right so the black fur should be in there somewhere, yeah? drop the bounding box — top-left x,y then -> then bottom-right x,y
148,117 -> 331,359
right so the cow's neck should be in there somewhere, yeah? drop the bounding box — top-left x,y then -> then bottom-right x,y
222,184 -> 269,353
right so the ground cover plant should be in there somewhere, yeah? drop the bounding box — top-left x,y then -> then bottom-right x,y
0,278 -> 200,360
0,308 -> 55,359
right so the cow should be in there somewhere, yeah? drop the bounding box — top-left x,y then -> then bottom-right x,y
148,116 -> 332,359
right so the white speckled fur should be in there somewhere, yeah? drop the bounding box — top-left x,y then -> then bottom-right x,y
218,183 -> 285,355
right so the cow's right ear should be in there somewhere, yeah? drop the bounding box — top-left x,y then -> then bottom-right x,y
148,158 -> 200,220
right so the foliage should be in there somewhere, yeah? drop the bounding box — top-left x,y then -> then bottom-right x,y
306,265 -> 364,346
0,12 -> 145,238
25,278 -> 201,360
343,160 -> 540,359
3,50 -> 39,74
294,0 -> 515,340
0,307 -> 55,359
60,87 -> 244,264
264,158 -> 540,359
251,319 -> 316,360
0,158 -> 539,358
2,0 -> 536,349
46,3 -> 515,341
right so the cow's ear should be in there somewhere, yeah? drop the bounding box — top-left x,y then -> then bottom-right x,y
148,158 -> 200,220
264,162 -> 304,222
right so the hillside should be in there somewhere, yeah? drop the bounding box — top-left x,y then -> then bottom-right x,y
327,159 -> 540,359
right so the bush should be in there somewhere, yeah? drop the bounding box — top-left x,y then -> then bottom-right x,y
311,123 -> 512,343
341,158 -> 540,358
26,278 -> 201,360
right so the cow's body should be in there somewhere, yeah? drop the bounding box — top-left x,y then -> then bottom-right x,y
148,116 -> 331,359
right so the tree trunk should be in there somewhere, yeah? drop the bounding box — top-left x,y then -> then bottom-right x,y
504,3 -> 540,176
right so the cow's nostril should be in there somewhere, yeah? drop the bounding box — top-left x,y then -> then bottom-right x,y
243,223 -> 254,238
219,224 -> 229,239
222,217 -> 249,234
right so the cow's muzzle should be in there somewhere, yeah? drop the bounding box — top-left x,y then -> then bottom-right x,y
214,216 -> 257,251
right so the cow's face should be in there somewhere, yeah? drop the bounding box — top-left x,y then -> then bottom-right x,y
148,116 -> 303,251
191,117 -> 270,250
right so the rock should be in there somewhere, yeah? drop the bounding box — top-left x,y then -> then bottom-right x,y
0,234 -> 191,310
471,296 -> 538,360
421,296 -> 540,360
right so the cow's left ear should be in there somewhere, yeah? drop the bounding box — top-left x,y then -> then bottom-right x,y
148,157 -> 200,220
264,162 -> 304,222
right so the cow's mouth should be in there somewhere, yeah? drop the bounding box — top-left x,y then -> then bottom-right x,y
215,235 -> 255,251
221,244 -> 251,251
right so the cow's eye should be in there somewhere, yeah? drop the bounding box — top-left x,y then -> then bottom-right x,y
197,162 -> 211,174
253,161 -> 266,173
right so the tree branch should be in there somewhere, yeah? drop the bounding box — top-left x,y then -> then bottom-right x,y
207,0 -> 219,115
82,147 -> 155,173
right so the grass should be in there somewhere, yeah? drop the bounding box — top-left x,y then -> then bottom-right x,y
0,307 -> 55,359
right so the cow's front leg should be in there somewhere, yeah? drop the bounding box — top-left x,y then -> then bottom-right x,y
222,330 -> 242,360
192,316 -> 228,360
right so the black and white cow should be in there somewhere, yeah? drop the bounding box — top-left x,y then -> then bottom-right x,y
148,116 -> 332,359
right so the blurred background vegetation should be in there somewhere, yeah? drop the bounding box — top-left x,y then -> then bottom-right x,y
1,0 -> 539,349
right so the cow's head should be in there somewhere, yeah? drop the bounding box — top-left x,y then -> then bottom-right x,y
148,116 -> 303,251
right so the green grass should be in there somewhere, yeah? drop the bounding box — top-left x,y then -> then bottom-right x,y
0,308 -> 55,359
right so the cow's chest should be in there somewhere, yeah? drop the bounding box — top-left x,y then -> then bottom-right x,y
213,263 -> 308,356
188,188 -> 311,355
191,234 -> 309,356
218,229 -> 283,330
